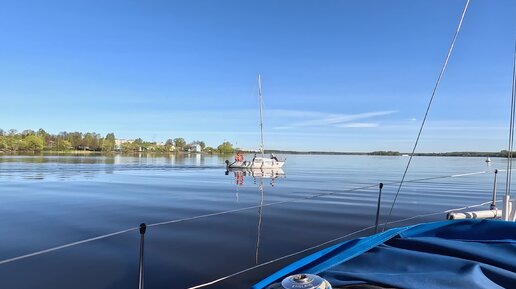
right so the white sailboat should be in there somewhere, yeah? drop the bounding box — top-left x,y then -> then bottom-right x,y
226,75 -> 285,169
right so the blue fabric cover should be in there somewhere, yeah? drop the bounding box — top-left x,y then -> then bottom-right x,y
251,220 -> 516,289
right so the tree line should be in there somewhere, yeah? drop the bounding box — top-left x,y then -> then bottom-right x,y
0,128 -> 236,153
0,128 -> 116,152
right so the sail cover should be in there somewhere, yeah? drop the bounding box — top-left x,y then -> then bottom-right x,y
251,219 -> 516,289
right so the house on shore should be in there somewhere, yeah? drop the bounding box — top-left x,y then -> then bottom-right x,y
185,144 -> 202,153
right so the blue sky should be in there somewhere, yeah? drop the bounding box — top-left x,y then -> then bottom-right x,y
0,0 -> 515,152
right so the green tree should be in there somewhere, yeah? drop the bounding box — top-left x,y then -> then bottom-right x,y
17,139 -> 28,151
91,133 -> 101,150
164,139 -> 174,152
121,142 -> 137,152
83,132 -> 94,149
56,140 -> 72,151
24,135 -> 44,152
102,133 -> 116,151
37,128 -> 49,139
174,138 -> 186,149
217,141 -> 234,153
68,132 -> 83,149
37,128 -> 53,148
21,129 -> 35,137
0,136 -> 6,150
4,136 -> 16,151
203,146 -> 215,154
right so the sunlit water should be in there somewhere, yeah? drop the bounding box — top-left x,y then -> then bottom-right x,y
0,153 -> 504,288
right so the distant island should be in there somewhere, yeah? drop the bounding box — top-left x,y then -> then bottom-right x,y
264,150 -> 508,158
0,128 -> 508,158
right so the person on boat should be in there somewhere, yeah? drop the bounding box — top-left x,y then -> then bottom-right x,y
271,153 -> 278,161
235,152 -> 244,162
253,153 -> 256,162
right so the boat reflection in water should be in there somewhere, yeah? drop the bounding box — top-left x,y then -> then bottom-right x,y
226,168 -> 285,186
225,168 -> 285,264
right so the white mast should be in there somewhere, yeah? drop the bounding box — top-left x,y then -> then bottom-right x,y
258,74 -> 265,158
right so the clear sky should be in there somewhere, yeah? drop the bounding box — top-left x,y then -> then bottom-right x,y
1,0 -> 515,152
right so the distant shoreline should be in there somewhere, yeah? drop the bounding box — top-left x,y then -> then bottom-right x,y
261,150 -> 507,158
0,130 -> 506,158
265,151 -> 505,157
0,150 -> 506,158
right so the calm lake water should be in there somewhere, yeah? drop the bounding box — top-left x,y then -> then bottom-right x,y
0,153 -> 504,288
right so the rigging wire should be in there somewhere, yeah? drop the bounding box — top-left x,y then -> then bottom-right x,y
0,169 -> 489,266
383,0 -> 471,231
504,42 -> 516,219
0,227 -> 139,266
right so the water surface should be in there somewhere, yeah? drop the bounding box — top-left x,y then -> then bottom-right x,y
0,153 -> 502,288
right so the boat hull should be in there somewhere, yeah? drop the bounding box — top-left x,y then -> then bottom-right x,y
227,157 -> 284,169
227,167 -> 285,178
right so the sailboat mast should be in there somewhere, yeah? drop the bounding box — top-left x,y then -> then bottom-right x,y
258,74 -> 265,158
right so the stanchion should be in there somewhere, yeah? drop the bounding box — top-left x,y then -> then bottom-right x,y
138,223 -> 146,289
374,183 -> 384,233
